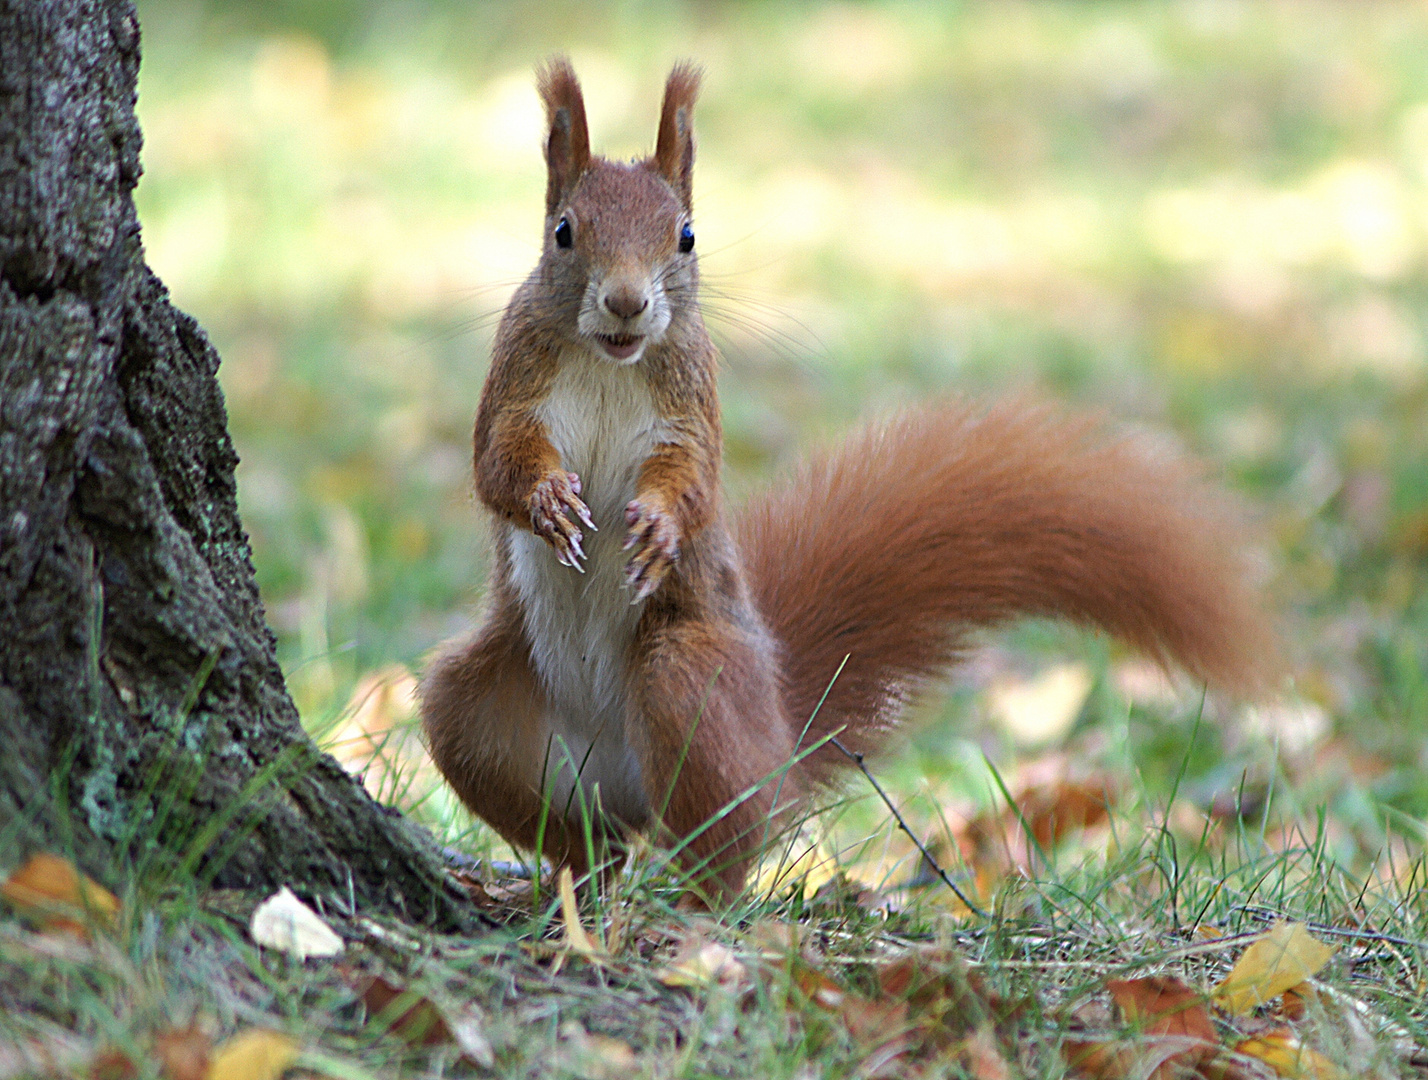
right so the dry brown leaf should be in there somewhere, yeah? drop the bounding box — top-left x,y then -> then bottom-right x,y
205,1029 -> 297,1080
1064,976 -> 1223,1080
90,1046 -> 138,1080
154,1025 -> 212,1080
956,769 -> 1117,884
355,973 -> 492,1066
1109,976 -> 1216,1044
1214,924 -> 1337,1015
360,974 -> 451,1046
1020,778 -> 1115,849
1063,1034 -> 1219,1080
1233,1027 -> 1344,1079
1,853 -> 119,939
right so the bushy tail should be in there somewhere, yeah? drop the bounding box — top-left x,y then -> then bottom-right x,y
735,400 -> 1281,779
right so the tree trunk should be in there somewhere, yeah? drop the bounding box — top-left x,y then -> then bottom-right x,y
0,0 -> 474,928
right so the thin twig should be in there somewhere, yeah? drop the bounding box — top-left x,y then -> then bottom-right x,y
830,737 -> 990,920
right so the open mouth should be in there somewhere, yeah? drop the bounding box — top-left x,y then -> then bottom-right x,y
594,333 -> 645,360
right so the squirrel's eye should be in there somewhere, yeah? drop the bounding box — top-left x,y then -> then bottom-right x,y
554,217 -> 573,249
679,222 -> 695,253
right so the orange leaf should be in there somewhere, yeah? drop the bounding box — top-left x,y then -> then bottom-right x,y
1234,1027 -> 1344,1079
1107,975 -> 1216,1043
1,853 -> 119,938
1064,1034 -> 1220,1080
1020,779 -> 1115,849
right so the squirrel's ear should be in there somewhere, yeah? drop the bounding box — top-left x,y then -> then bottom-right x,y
537,56 -> 590,215
653,62 -> 701,211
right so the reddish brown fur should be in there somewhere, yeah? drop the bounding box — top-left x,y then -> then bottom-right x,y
421,61 -> 1282,902
537,57 -> 590,214
736,402 -> 1281,782
654,62 -> 701,209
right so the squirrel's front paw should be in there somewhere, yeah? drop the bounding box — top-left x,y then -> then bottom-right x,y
623,498 -> 680,601
530,471 -> 597,570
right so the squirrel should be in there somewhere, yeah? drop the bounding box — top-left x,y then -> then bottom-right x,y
419,58 -> 1281,901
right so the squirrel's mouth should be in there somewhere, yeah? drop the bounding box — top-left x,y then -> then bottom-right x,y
593,333 -> 645,361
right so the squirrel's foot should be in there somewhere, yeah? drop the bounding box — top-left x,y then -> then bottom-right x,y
623,498 -> 679,601
531,471 -> 596,570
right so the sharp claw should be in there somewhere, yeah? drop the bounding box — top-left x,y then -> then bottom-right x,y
569,532 -> 585,561
575,503 -> 597,532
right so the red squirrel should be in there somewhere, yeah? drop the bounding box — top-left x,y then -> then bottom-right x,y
419,59 -> 1280,900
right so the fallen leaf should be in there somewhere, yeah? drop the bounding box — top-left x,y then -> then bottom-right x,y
1020,779 -> 1115,850
445,1011 -> 496,1070
558,867 -> 602,958
1063,1034 -> 1217,1080
1214,924 -> 1337,1015
154,1025 -> 212,1080
249,887 -> 344,960
1066,976 -> 1223,1080
792,957 -> 847,1009
560,1024 -> 637,1079
1108,976 -> 1215,1043
205,1029 -> 298,1080
1,853 -> 119,938
655,936 -> 747,991
360,975 -> 451,1046
90,1046 -> 138,1079
958,1024 -> 1013,1080
750,840 -> 840,899
1234,1027 -> 1344,1079
986,662 -> 1094,746
353,973 -> 492,1065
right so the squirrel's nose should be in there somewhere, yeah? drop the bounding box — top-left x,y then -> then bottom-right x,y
603,288 -> 649,320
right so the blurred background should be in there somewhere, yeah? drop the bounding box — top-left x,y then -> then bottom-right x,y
132,0 -> 1428,875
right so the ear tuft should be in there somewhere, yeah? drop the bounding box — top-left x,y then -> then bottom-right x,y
653,61 -> 702,210
537,55 -> 591,215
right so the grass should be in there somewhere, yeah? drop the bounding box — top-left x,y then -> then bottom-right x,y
4,0 -> 1428,1075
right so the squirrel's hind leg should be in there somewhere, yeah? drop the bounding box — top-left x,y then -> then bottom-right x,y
419,610 -> 596,877
628,616 -> 799,903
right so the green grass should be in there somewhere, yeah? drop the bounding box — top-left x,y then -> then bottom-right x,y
4,0 -> 1428,1074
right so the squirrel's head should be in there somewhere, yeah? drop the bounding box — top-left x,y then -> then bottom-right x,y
536,58 -> 702,365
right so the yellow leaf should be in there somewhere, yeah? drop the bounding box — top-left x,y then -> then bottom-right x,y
751,841 -> 840,899
1234,1027 -> 1345,1079
557,867 -> 602,957
1214,923 -> 1337,1014
205,1029 -> 298,1080
0,852 -> 119,938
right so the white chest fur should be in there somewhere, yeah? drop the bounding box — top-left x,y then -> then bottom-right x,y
506,350 -> 665,827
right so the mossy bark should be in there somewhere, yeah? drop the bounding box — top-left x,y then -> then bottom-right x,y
0,0 -> 474,928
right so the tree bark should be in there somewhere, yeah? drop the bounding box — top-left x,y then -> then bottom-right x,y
0,0 -> 474,928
